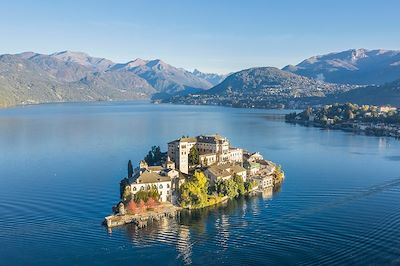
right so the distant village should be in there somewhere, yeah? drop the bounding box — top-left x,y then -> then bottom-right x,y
286,103 -> 400,139
105,134 -> 284,228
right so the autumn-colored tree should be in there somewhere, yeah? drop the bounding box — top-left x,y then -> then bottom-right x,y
126,200 -> 137,214
138,200 -> 146,211
146,198 -> 157,209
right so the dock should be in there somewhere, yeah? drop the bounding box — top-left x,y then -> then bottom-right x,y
104,203 -> 181,228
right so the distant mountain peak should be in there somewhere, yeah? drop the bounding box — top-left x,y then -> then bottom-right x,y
283,48 -> 400,85
125,58 -> 149,68
146,59 -> 169,69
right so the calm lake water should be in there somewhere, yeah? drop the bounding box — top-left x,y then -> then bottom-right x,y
1,101 -> 400,265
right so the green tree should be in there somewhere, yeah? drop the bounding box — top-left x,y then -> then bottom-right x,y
122,185 -> 132,201
128,160 -> 133,178
244,180 -> 257,192
233,174 -> 246,196
216,179 -> 238,198
144,146 -> 162,165
120,178 -> 129,199
188,146 -> 199,165
179,171 -> 209,208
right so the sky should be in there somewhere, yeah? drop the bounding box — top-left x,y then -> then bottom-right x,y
1,0 -> 399,74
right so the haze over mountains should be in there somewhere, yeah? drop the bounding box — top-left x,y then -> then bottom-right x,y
0,48 -> 400,108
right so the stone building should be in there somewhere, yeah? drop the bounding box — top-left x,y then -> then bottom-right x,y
168,134 -> 243,174
128,160 -> 183,202
204,162 -> 247,183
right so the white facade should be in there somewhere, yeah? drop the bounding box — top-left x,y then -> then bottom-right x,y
199,153 -> 217,166
253,175 -> 274,189
129,179 -> 172,202
168,138 -> 196,174
228,148 -> 243,163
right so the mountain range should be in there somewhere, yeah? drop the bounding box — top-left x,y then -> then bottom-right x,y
165,67 -> 358,109
0,51 -> 224,107
1,48 -> 400,108
283,48 -> 400,85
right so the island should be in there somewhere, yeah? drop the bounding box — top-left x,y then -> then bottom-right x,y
285,103 -> 400,139
104,134 -> 284,228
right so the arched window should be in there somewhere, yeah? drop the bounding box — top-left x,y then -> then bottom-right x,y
159,184 -> 163,189
140,186 -> 144,190
133,186 -> 137,191
167,184 -> 170,188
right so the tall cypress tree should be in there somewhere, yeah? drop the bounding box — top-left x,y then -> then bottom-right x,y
128,160 -> 133,178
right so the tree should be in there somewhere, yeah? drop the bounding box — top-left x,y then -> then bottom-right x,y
144,146 -> 162,165
134,190 -> 147,202
122,185 -> 131,201
188,146 -> 199,165
133,186 -> 160,203
126,200 -> 137,214
120,178 -> 129,199
179,170 -> 209,208
146,198 -> 157,209
128,160 -> 133,178
244,180 -> 257,192
138,200 -> 146,212
233,174 -> 246,196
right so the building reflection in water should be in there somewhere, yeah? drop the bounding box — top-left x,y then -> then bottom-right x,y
176,225 -> 192,265
262,187 -> 273,199
215,214 -> 230,250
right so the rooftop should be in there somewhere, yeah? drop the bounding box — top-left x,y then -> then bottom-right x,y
206,163 -> 246,178
131,170 -> 171,184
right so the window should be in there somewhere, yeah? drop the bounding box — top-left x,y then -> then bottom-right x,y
159,184 -> 163,189
133,187 -> 137,191
167,184 -> 170,188
140,186 -> 144,190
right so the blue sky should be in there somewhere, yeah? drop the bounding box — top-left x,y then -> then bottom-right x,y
1,0 -> 399,73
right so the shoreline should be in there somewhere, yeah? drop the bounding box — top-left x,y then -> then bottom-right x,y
286,119 -> 400,139
104,168 -> 285,229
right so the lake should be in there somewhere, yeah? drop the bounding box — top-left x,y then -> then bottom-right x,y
1,101 -> 400,265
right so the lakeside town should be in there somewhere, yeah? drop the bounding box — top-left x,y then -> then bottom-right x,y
285,103 -> 400,139
104,134 -> 284,228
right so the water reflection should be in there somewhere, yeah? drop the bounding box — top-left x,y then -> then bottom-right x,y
176,225 -> 192,265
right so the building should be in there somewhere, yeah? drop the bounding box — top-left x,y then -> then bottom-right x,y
245,152 -> 264,163
253,175 -> 274,189
128,160 -> 183,202
129,170 -> 172,202
379,106 -> 397,113
199,153 -> 217,166
168,134 -> 243,174
204,162 -> 247,183
243,161 -> 261,176
168,137 -> 196,174
228,148 -> 243,163
196,134 -> 230,163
